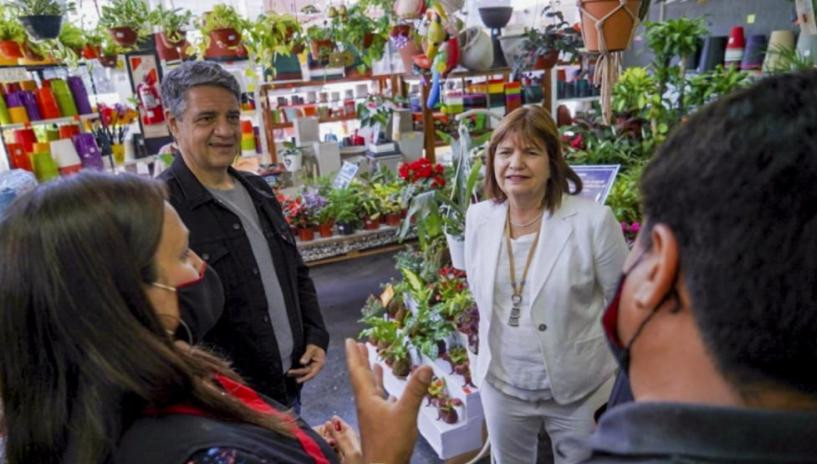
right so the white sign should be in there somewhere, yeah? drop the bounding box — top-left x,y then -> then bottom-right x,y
332,161 -> 359,189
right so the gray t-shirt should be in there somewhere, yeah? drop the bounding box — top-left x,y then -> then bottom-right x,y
208,179 -> 294,372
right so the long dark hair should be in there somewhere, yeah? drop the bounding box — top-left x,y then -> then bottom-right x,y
485,105 -> 582,214
0,172 -> 292,464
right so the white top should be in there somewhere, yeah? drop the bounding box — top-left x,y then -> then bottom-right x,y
487,232 -> 553,401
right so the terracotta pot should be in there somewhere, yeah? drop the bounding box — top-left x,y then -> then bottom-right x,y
318,222 -> 334,237
109,27 -> 138,47
297,227 -> 315,241
81,44 -> 100,59
533,49 -> 559,69
578,0 -> 642,52
309,39 -> 334,62
155,32 -> 188,61
211,28 -> 242,48
159,30 -> 187,48
363,216 -> 381,230
0,41 -> 23,59
99,54 -> 118,68
384,213 -> 402,226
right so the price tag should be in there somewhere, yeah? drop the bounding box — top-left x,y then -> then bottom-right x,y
332,161 -> 359,189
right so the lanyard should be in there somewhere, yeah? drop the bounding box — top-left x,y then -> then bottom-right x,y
504,208 -> 542,327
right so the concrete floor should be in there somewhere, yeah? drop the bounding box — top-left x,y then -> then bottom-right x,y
299,251 -> 444,463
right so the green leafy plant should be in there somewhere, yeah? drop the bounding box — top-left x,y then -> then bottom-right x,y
0,6 -> 27,42
199,3 -> 246,35
58,22 -> 83,50
99,0 -> 149,32
337,4 -> 389,72
148,4 -> 191,44
244,12 -> 302,66
764,44 -> 815,73
326,186 -> 361,226
683,65 -> 751,109
605,164 -> 643,225
356,95 -> 394,131
9,0 -> 74,16
440,126 -> 482,239
381,337 -> 412,377
358,186 -> 384,220
517,4 -> 582,74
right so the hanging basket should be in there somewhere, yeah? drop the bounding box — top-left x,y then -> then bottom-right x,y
109,27 -> 139,47
210,28 -> 242,48
20,15 -> 63,40
159,30 -> 187,49
98,54 -> 119,68
578,0 -> 641,53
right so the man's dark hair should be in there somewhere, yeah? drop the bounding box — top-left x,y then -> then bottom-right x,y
639,70 -> 817,396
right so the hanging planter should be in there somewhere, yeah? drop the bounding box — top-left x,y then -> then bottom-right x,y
20,15 -> 63,40
578,0 -> 641,52
309,39 -> 334,62
109,27 -> 138,47
99,54 -> 119,68
81,44 -> 101,59
159,30 -> 187,49
0,41 -> 23,59
211,28 -> 241,48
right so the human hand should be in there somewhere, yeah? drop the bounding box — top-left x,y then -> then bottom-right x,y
345,338 -> 432,463
318,416 -> 363,464
288,344 -> 326,384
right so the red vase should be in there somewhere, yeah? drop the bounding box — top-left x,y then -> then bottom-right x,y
297,227 -> 315,241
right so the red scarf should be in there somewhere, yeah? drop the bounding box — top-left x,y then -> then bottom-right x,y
145,374 -> 329,464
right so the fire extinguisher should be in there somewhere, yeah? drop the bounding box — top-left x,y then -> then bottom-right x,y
137,71 -> 165,125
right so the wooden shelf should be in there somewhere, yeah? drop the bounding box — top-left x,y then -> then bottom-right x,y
269,113 -> 359,130
0,113 -> 98,131
260,73 -> 401,91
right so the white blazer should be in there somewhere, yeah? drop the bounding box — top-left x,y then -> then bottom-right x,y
464,195 -> 627,404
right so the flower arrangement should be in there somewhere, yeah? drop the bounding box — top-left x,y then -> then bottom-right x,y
92,103 -> 137,160
399,157 -> 446,190
282,191 -> 326,230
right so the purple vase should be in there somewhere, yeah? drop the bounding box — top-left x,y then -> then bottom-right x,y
67,76 -> 93,115
5,91 -> 23,108
741,34 -> 767,70
72,133 -> 104,170
19,91 -> 42,121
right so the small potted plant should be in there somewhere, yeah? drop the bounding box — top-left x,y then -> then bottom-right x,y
327,186 -> 360,235
436,396 -> 463,424
199,3 -> 246,51
148,4 -> 191,49
98,37 -> 124,68
337,5 -> 389,74
305,22 -> 335,64
244,12 -> 302,67
81,28 -> 105,59
358,188 -> 383,230
315,203 -> 334,238
0,7 -> 26,59
99,0 -> 150,48
426,376 -> 447,407
518,5 -> 582,72
282,195 -> 316,242
9,0 -> 74,40
372,182 -> 404,226
382,339 -> 412,378
359,312 -> 398,352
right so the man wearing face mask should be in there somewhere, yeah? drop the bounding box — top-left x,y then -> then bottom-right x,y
581,71 -> 817,462
158,61 -> 329,410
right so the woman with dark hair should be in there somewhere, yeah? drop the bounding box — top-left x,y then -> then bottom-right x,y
0,172 -> 410,464
464,105 -> 627,463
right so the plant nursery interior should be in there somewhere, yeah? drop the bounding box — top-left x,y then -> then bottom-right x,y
0,0 -> 813,463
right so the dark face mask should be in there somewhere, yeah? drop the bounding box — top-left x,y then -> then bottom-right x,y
601,249 -> 677,374
152,263 -> 225,343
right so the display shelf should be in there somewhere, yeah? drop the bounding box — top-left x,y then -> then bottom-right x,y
0,113 -> 98,131
557,96 -> 599,103
261,73 -> 401,91
296,224 -> 407,264
366,343 -> 484,460
269,113 -> 359,130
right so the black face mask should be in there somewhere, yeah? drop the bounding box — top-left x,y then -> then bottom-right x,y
601,249 -> 678,374
152,263 -> 225,343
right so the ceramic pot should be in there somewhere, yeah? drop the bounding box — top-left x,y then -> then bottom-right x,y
318,222 -> 334,237
445,233 -> 465,270
363,216 -> 381,230
741,34 -> 767,70
99,54 -> 118,68
724,26 -> 745,68
458,27 -> 493,71
697,36 -> 727,72
384,213 -> 402,226
763,30 -> 796,72
533,49 -> 559,69
211,28 -> 241,48
0,40 -> 23,59
20,15 -> 62,40
81,44 -> 101,59
109,27 -> 139,47
159,30 -> 187,48
309,39 -> 334,62
577,0 -> 642,52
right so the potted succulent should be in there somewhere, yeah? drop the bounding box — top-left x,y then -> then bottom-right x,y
148,4 -> 191,49
99,0 -> 150,48
198,3 -> 246,53
0,7 -> 26,59
327,186 -> 360,235
9,0 -> 74,40
244,12 -> 303,67
519,5 -> 582,72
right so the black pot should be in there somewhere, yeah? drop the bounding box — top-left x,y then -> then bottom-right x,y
20,15 -> 63,40
337,222 -> 356,235
697,36 -> 727,73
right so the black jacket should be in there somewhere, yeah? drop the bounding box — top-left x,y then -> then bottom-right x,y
160,156 -> 329,405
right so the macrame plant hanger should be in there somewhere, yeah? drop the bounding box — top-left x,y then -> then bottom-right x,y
578,0 -> 640,124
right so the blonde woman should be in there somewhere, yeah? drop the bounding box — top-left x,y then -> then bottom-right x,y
464,106 -> 627,463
